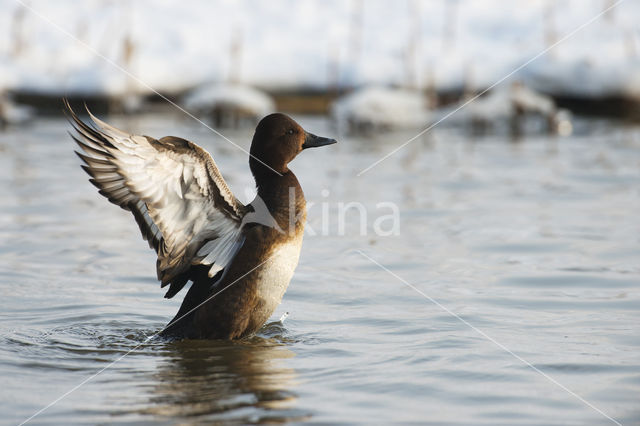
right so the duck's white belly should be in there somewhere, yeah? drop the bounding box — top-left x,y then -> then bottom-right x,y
256,236 -> 303,313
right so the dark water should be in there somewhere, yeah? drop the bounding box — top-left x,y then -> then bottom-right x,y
1,114 -> 639,424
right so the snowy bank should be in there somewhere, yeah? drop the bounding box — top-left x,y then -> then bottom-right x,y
331,86 -> 429,133
0,0 -> 638,113
184,83 -> 275,127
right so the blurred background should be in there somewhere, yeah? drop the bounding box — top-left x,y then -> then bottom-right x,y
1,0 -> 639,127
1,1 -> 639,424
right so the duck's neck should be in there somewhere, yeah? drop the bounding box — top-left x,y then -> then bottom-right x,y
250,160 -> 306,235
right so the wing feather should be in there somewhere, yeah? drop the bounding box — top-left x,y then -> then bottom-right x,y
66,100 -> 247,298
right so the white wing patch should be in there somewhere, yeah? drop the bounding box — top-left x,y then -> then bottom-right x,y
68,102 -> 246,295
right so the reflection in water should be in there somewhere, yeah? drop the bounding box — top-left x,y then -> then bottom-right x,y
142,325 -> 308,423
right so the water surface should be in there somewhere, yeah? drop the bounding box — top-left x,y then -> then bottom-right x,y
0,114 -> 638,424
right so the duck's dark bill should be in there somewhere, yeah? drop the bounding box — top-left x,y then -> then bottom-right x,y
303,132 -> 337,149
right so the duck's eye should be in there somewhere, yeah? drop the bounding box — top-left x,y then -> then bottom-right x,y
287,129 -> 294,135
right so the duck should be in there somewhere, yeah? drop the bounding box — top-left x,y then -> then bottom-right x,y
64,99 -> 337,340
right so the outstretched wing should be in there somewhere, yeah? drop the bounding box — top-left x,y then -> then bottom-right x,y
66,100 -> 247,298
